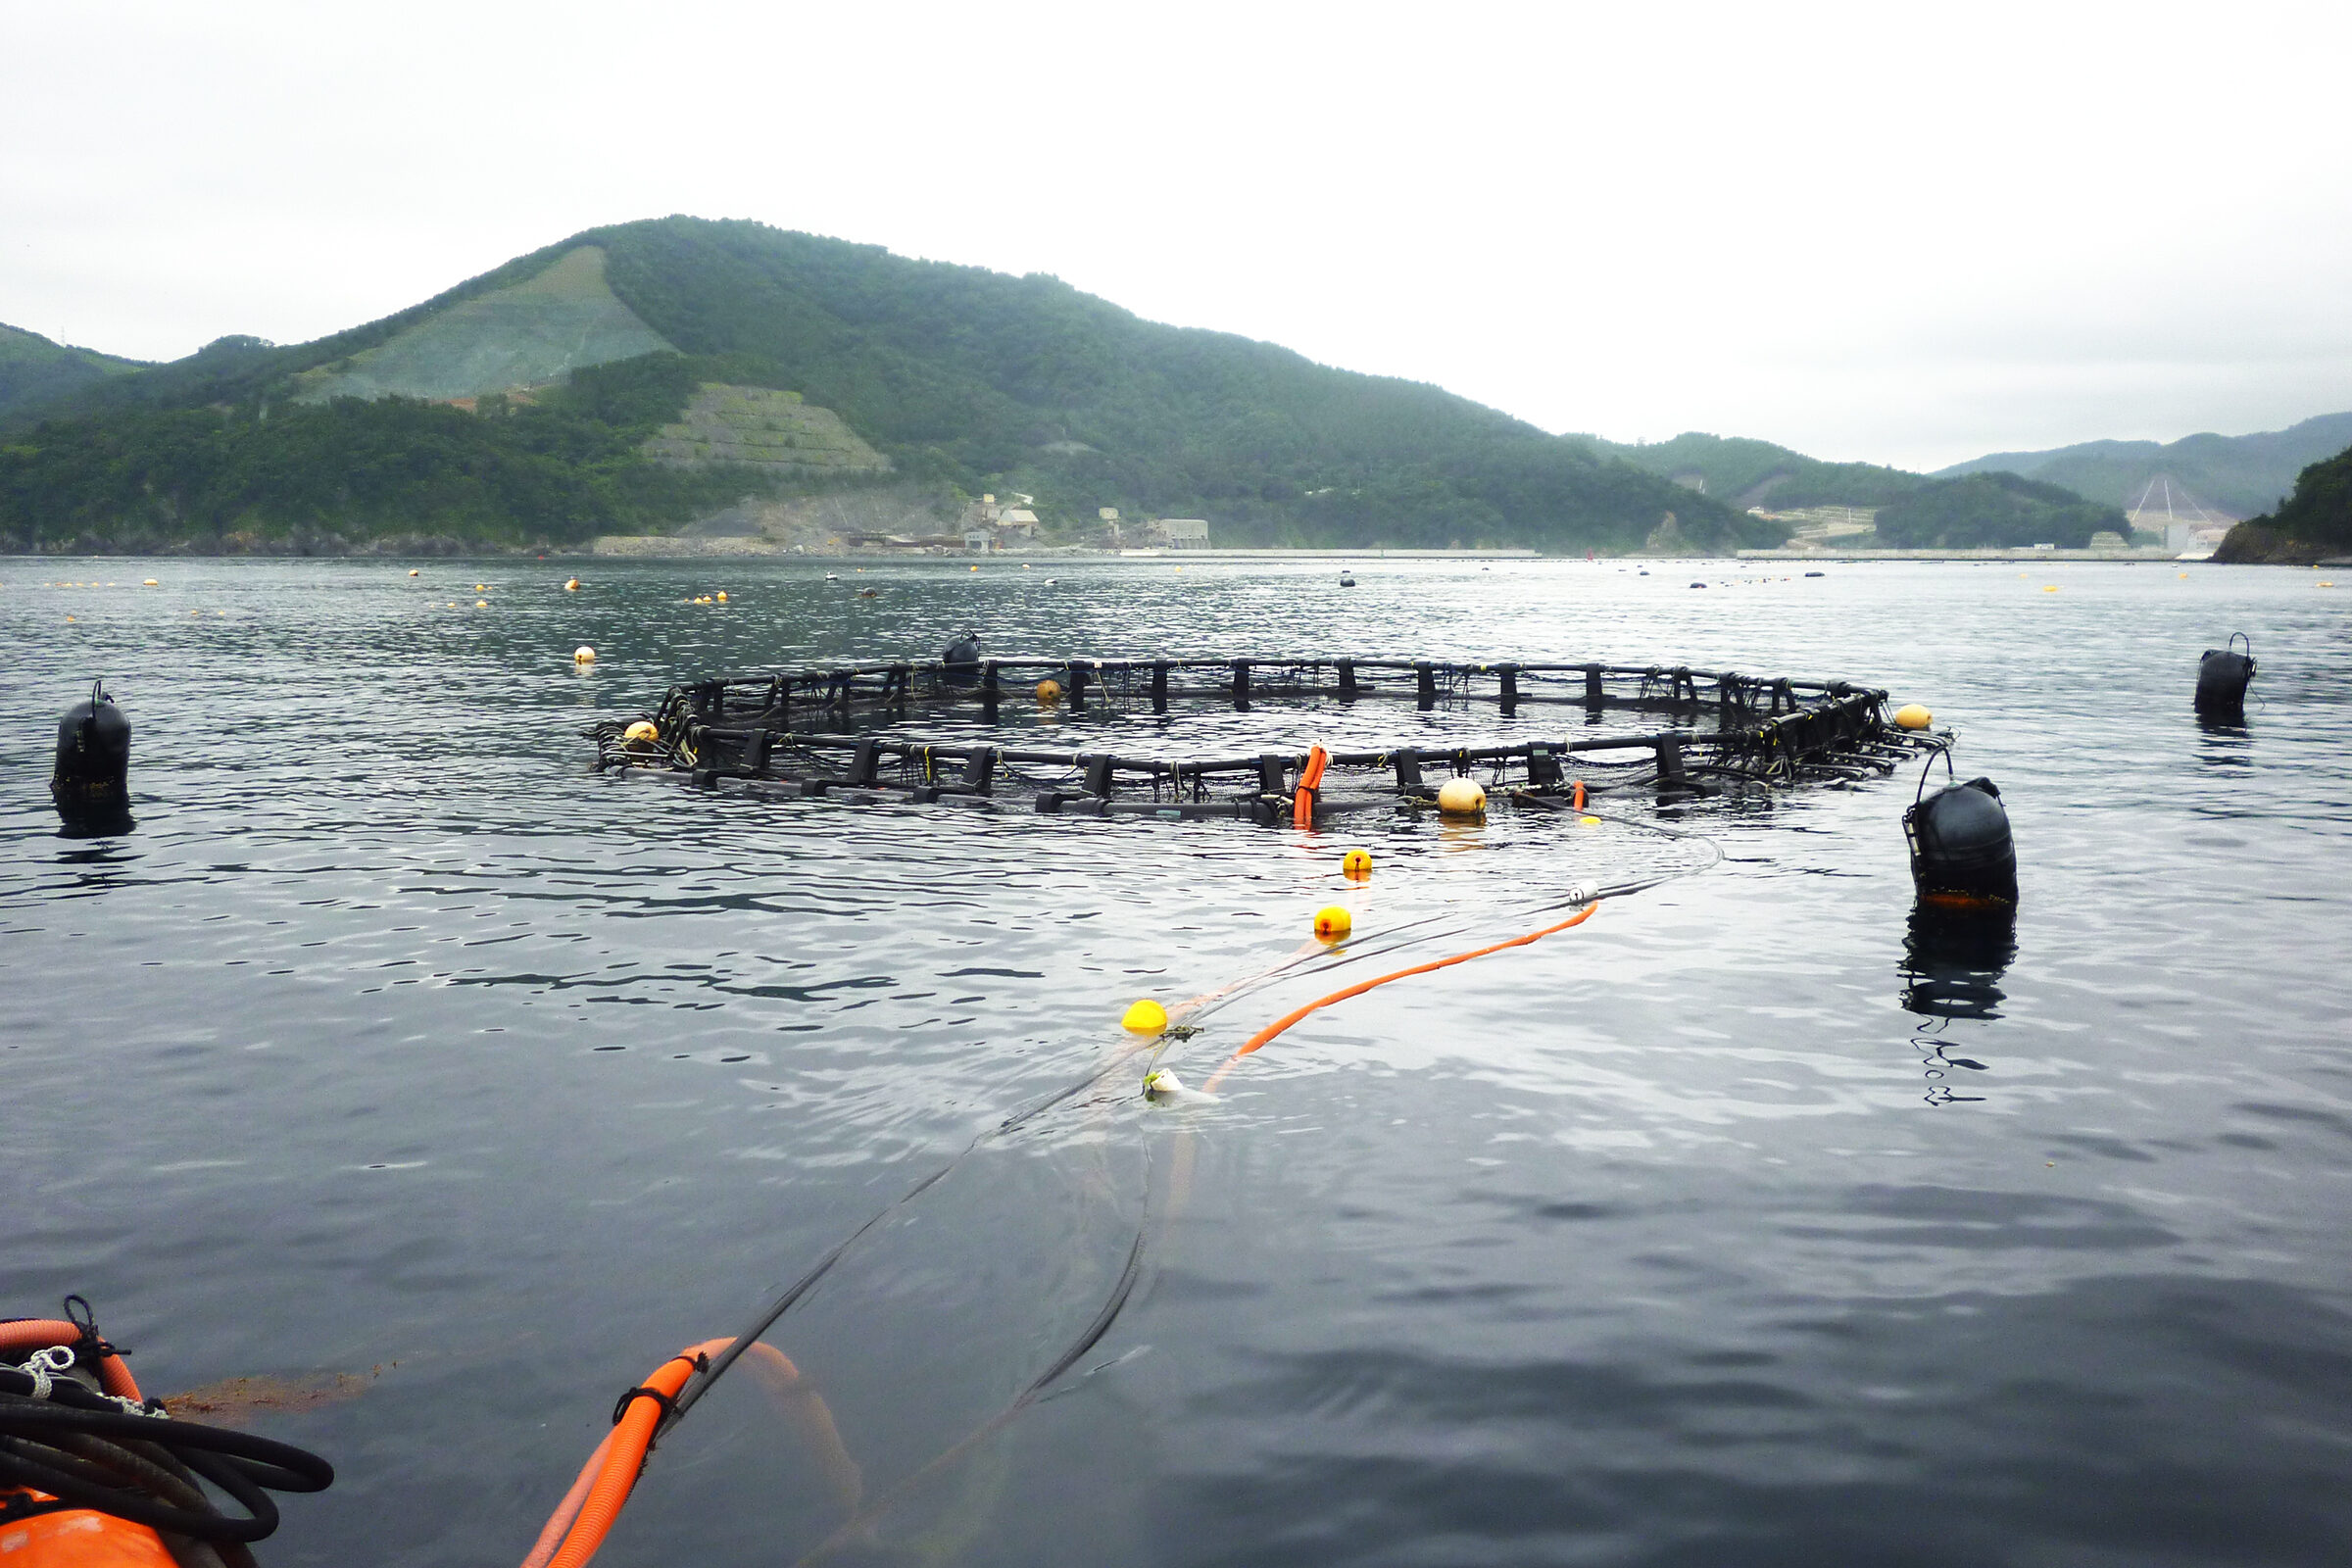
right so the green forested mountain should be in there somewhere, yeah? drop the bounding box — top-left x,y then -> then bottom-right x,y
0,322 -> 149,424
1935,413 -> 2352,519
2213,441 -> 2352,562
1570,430 -> 1924,510
1873,470 -> 2130,549
2,217 -> 1765,555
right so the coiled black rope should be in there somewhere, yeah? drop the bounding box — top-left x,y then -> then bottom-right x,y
0,1362 -> 331,1553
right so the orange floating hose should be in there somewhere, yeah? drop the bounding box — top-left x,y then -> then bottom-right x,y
1293,745 -> 1329,829
1201,902 -> 1599,1092
530,1337 -> 733,1568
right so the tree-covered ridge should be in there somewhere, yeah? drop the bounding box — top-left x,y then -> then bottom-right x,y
1871,470 -> 2130,549
2213,440 -> 2352,563
1936,412 -> 2352,518
2,215 -> 1770,553
583,218 -> 1763,551
0,353 -> 821,553
1570,430 -> 1926,511
0,321 -> 151,423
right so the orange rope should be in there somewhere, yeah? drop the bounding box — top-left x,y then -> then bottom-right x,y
1201,902 -> 1599,1092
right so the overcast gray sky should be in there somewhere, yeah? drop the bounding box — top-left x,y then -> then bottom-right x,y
5,0 -> 2348,470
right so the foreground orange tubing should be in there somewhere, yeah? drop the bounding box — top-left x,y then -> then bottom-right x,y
0,1319 -> 142,1401
1293,745 -> 1329,829
528,1337 -> 732,1568
525,1339 -> 851,1568
1201,902 -> 1599,1092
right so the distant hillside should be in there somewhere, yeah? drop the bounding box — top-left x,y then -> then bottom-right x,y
2,217 -> 1760,556
1573,431 -> 1925,510
2213,440 -> 2352,563
1874,471 -> 2130,550
1936,413 -> 2352,519
0,322 -> 149,423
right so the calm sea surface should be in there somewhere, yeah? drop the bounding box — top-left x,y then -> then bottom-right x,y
4,557 -> 2349,1567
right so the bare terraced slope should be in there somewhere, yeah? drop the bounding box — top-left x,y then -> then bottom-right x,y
291,246 -> 673,404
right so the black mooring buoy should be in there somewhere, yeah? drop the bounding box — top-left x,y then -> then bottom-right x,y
1903,759 -> 2016,906
2195,633 -> 2255,718
942,629 -> 983,685
52,679 -> 132,834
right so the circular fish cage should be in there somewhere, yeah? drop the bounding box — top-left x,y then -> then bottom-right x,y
589,653 -> 1950,823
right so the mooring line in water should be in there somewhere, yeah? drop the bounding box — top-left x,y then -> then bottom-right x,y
527,806 -> 1731,1564
1200,902 -> 1602,1092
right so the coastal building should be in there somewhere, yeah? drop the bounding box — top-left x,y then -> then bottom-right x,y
1150,517 -> 1212,549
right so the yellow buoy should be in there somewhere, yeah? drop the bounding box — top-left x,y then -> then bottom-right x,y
714,591 -> 727,602
970,564 -> 979,572
622,720 -> 659,746
564,577 -> 579,591
1342,848 -> 1373,878
142,578 -> 159,586
1036,678 -> 1063,704
574,646 -> 597,663
1893,703 -> 1934,730
1121,999 -> 1168,1035
475,599 -> 488,608
1313,905 -> 1352,941
1580,815 -> 1602,826
2179,572 -> 2189,578
1436,778 -> 1487,816
409,568 -> 420,576
2322,581 -> 2336,588
2042,585 -> 2058,592
475,583 -> 487,592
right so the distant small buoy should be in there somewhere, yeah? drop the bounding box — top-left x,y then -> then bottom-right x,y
564,577 -> 579,591
970,564 -> 979,571
1023,564 -> 1032,569
1121,999 -> 1168,1035
2042,585 -> 2058,593
622,720 -> 660,746
1690,581 -> 1707,589
1143,1068 -> 1186,1100
1905,775 -> 2018,906
142,578 -> 158,586
475,599 -> 488,608
1436,778 -> 1486,816
715,591 -> 727,602
573,646 -> 597,663
1339,571 -> 1356,587
2323,581 -> 2336,588
825,572 -> 839,581
475,583 -> 487,592
1313,905 -> 1352,941
1579,814 -> 1601,826
1893,704 -> 1934,730
1044,577 -> 1057,585
2178,572 -> 2189,579
1342,848 -> 1373,878
1036,678 -> 1063,704
408,569 -> 419,577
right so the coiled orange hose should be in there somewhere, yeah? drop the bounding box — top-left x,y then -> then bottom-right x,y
1202,902 -> 1599,1092
0,1319 -> 141,1401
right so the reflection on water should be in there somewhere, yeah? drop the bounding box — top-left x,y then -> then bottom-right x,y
1899,901 -> 2013,1104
